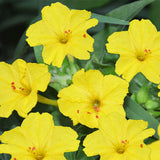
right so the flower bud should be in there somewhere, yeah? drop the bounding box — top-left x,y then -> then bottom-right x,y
136,83 -> 151,104
145,99 -> 159,110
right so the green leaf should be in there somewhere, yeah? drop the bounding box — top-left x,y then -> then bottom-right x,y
65,144 -> 99,160
91,28 -> 108,65
34,45 -> 44,63
149,0 -> 160,30
129,73 -> 148,94
124,96 -> 159,139
73,124 -> 97,139
40,0 -> 111,10
106,0 -> 155,35
91,13 -> 129,25
107,0 -> 155,21
51,109 -> 73,127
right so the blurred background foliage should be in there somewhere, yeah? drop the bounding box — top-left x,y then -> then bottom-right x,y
0,0 -> 160,159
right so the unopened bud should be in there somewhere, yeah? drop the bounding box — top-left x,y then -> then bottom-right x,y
136,83 -> 151,104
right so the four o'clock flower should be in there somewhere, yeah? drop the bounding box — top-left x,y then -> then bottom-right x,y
106,19 -> 160,83
83,113 -> 155,160
26,2 -> 98,68
0,59 -> 51,118
58,69 -> 129,128
0,112 -> 79,160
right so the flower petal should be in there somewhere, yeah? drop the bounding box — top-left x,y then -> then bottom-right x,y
70,9 -> 91,31
42,44 -> 66,67
99,113 -> 126,143
42,2 -> 70,32
141,57 -> 160,83
27,63 -> 51,91
148,140 -> 160,160
128,19 -> 157,51
26,20 -> 57,46
47,126 -> 79,153
106,31 -> 135,56
83,130 -> 113,156
115,56 -> 141,81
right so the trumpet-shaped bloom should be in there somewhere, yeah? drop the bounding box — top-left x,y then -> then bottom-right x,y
58,69 -> 129,128
106,19 -> 160,83
26,2 -> 98,68
148,124 -> 160,160
0,59 -> 51,118
0,112 -> 79,160
83,113 -> 155,160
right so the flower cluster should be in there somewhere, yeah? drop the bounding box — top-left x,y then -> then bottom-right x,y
0,1 -> 160,160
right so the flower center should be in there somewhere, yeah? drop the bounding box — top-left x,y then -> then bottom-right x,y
59,29 -> 71,44
137,49 -> 151,61
28,146 -> 45,160
116,147 -> 125,154
93,99 -> 100,112
116,139 -> 128,154
11,82 -> 31,96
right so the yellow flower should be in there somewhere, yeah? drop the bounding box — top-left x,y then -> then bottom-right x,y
58,69 -> 129,128
106,19 -> 160,83
148,124 -> 160,160
0,112 -> 79,160
83,113 -> 155,160
26,2 -> 98,68
0,59 -> 51,118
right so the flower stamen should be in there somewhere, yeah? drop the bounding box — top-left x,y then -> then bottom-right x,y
11,82 -> 30,95
93,99 -> 100,112
137,49 -> 151,61
116,139 -> 128,154
28,146 -> 45,160
59,30 -> 71,44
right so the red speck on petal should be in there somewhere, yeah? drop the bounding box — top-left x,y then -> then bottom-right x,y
140,144 -> 143,148
11,82 -> 15,85
96,115 -> 99,118
29,147 -> 31,150
14,158 -> 17,160
32,147 -> 35,151
83,34 -> 86,38
12,86 -> 16,90
77,110 -> 79,113
68,29 -> 70,32
65,31 -> 68,33
87,112 -> 90,114
122,141 -> 125,143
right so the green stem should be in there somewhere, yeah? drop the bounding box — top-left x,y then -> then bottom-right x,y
38,94 -> 58,106
67,54 -> 80,75
67,54 -> 74,62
